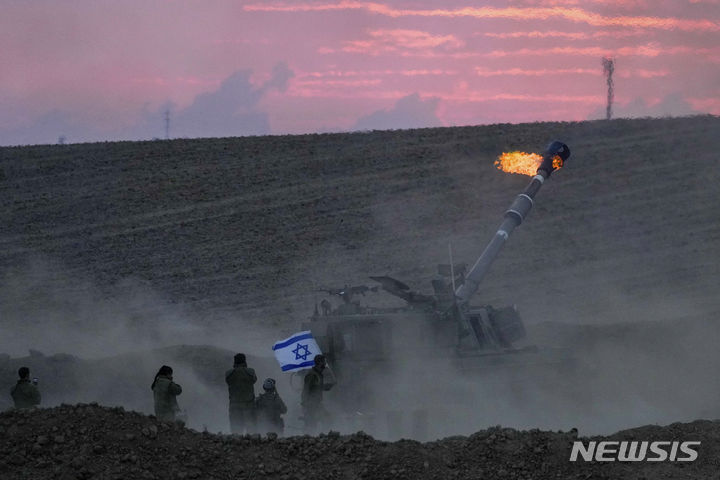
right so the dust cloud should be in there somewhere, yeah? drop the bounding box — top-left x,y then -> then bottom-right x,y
0,256 -> 284,433
312,287 -> 720,440
3,224 -> 720,439
0,256 -> 202,357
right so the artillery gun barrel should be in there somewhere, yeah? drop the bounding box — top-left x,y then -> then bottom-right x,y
454,141 -> 570,305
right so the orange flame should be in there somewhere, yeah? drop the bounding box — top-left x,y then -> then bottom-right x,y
495,151 -> 563,176
552,155 -> 563,170
495,151 -> 542,176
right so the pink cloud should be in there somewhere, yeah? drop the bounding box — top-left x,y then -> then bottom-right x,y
455,93 -> 602,104
474,65 -> 669,78
320,48 -> 482,59
484,45 -> 719,58
686,97 -> 720,113
617,69 -> 670,78
300,69 -> 459,78
475,67 -> 598,76
363,29 -> 464,49
323,29 -> 464,55
286,87 -> 411,99
295,79 -> 383,87
480,30 -> 650,39
244,2 -> 720,32
474,67 -> 669,78
512,0 -> 652,7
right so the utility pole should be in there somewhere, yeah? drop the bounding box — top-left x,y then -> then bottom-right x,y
602,57 -> 615,120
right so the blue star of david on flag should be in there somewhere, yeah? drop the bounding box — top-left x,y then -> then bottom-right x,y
292,343 -> 311,361
272,331 -> 323,372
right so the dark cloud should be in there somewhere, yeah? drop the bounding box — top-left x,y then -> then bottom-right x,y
0,109 -> 103,146
352,93 -> 442,131
260,62 -> 294,94
171,69 -> 269,138
588,92 -> 702,120
128,62 -> 295,140
0,63 -> 294,145
167,62 -> 294,138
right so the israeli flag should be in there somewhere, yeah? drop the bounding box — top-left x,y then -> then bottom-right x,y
272,331 -> 323,372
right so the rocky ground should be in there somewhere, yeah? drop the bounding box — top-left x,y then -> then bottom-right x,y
1,404 -> 718,480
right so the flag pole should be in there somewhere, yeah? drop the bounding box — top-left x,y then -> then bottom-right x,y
449,242 -> 456,292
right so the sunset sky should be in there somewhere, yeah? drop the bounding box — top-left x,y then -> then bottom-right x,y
1,0 -> 719,145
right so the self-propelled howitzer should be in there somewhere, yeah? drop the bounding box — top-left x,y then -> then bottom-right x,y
301,141 -> 572,412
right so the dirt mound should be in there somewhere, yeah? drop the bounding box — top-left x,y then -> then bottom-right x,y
0,404 -> 716,479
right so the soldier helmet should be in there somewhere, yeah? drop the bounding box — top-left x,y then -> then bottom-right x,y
18,367 -> 30,379
263,378 -> 276,391
234,353 -> 246,365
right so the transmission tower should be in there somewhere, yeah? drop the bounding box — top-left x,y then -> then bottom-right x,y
164,108 -> 170,140
602,57 -> 615,120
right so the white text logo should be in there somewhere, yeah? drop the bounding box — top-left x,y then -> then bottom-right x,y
569,441 -> 700,462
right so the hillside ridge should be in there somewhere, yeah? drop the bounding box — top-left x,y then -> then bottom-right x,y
2,116 -> 718,329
